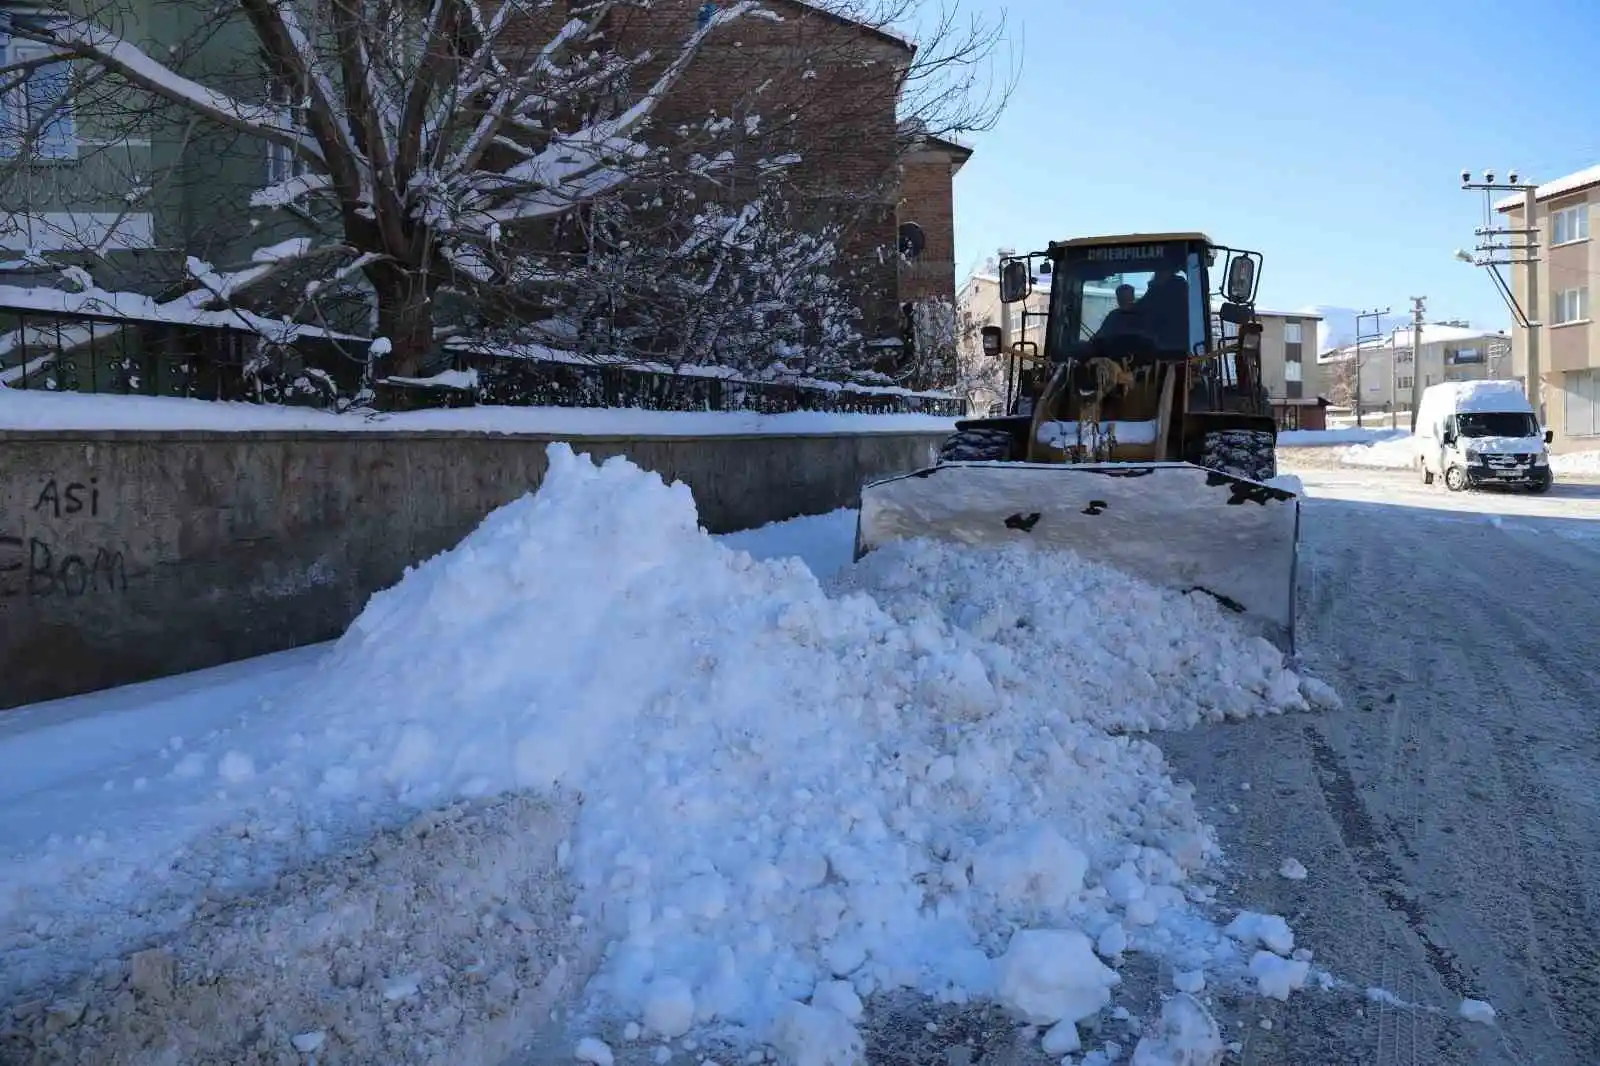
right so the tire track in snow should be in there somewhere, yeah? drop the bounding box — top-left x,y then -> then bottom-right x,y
1298,493 -> 1596,1064
1295,506 -> 1512,1064
1297,523 -> 1458,1066
1438,530 -> 1600,1063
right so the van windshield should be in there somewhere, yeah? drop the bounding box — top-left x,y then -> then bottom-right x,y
1457,412 -> 1538,438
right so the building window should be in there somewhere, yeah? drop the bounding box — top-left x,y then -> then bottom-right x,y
1552,204 -> 1590,246
1398,376 -> 1414,390
1284,359 -> 1303,383
1284,321 -> 1303,345
265,77 -> 309,186
1564,368 -> 1600,437
0,34 -> 78,160
1554,287 -> 1589,325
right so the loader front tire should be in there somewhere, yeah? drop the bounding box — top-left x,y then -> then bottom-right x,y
938,426 -> 1015,464
1200,428 -> 1277,483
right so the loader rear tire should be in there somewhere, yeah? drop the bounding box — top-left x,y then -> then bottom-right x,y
1200,428 -> 1277,483
938,427 -> 1015,463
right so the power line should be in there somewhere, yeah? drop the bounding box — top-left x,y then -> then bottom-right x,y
1457,169 -> 1544,421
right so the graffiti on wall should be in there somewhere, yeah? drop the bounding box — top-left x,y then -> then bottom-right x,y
0,477 -> 128,599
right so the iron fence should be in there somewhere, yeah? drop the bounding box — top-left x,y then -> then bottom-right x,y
0,303 -> 969,417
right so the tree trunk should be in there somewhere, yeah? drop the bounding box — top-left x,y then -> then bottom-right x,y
372,268 -> 436,380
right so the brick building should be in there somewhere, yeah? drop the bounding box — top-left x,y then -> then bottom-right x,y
587,0 -> 972,371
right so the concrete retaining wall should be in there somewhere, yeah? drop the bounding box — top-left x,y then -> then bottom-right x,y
0,430 -> 943,709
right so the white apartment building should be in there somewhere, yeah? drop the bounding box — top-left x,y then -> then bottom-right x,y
1317,323 -> 1512,416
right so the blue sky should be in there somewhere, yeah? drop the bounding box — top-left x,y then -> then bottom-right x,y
940,0 -> 1599,338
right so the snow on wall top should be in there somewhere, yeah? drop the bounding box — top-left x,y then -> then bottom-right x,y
1494,163 -> 1600,212
0,389 -> 961,436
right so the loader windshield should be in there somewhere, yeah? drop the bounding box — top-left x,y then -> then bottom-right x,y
1046,242 -> 1207,360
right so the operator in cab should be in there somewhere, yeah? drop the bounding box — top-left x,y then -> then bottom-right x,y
1094,284 -> 1143,339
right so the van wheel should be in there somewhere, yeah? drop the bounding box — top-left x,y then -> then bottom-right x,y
1444,465 -> 1469,492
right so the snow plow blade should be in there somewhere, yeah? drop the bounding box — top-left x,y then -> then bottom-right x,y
856,462 -> 1300,653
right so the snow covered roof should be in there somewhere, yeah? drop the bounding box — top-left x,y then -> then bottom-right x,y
1207,297 -> 1320,320
1387,324 -> 1508,346
1318,323 -> 1508,360
1494,163 -> 1600,212
787,0 -> 916,51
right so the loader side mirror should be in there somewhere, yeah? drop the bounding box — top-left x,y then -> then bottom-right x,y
999,260 -> 1032,304
981,325 -> 1003,357
1224,256 -> 1256,303
1218,301 -> 1253,326
1544,429 -> 1554,444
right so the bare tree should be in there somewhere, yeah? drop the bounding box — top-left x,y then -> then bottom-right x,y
2,0 -> 1019,383
1324,355 -> 1357,410
4,0 -> 770,376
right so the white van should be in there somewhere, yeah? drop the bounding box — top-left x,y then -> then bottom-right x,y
1414,380 -> 1553,493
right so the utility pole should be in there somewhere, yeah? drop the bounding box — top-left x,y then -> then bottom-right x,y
1353,307 -> 1390,427
1458,170 -> 1542,421
1409,296 -> 1426,432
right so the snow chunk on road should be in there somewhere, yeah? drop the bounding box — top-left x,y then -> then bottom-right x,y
1225,911 -> 1295,955
641,976 -> 697,1038
1247,950 -> 1310,1000
575,1036 -> 616,1065
1459,998 -> 1497,1025
995,929 -> 1121,1025
1130,992 -> 1224,1065
1278,857 -> 1309,881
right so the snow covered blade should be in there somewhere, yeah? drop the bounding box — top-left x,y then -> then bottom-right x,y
856,462 -> 1300,652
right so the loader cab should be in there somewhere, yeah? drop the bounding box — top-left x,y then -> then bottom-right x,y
1045,239 -> 1211,363
993,234 -> 1265,417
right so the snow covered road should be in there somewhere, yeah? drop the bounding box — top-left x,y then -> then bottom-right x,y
1153,463 -> 1600,1064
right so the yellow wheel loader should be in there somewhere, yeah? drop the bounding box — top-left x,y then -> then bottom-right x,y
856,232 -> 1300,652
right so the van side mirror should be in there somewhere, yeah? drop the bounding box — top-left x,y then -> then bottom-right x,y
1544,429 -> 1554,444
999,260 -> 1032,304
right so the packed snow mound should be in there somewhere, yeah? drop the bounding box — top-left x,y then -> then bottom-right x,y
834,537 -> 1314,733
3,444 -> 1332,1062
1278,427 -> 1407,447
277,445 -> 1323,1055
1550,449 -> 1600,474
1339,434 -> 1414,469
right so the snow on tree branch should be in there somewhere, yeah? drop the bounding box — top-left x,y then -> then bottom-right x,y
10,16 -> 313,149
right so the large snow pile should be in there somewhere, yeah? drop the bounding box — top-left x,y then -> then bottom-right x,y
2,445 -> 1328,1064
1277,427 -> 1407,448
1339,434 -> 1414,469
1551,450 -> 1600,475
